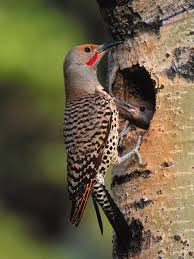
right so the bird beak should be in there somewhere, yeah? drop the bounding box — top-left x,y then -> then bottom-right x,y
114,98 -> 136,111
96,40 -> 123,53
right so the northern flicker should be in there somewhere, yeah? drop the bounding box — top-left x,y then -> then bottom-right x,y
63,41 -> 144,252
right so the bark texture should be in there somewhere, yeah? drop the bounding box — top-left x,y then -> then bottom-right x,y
97,0 -> 194,258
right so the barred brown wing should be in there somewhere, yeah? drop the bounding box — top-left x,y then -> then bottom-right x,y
64,94 -> 114,226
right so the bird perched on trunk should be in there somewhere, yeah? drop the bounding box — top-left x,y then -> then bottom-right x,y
63,41 -> 144,253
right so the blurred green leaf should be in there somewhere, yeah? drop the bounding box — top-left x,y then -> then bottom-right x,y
0,3 -> 86,91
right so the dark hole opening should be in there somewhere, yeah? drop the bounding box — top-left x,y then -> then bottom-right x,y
112,65 -> 156,129
122,65 -> 156,103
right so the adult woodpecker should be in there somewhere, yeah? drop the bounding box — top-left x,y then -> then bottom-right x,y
63,41 -> 145,252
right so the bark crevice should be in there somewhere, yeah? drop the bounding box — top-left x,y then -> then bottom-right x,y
112,169 -> 152,187
165,47 -> 194,82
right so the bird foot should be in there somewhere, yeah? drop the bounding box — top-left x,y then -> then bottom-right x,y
118,135 -> 146,166
118,120 -> 130,147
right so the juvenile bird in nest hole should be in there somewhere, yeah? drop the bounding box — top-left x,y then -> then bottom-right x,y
63,40 -> 149,253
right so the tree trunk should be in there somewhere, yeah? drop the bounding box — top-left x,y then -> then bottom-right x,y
96,1 -> 194,258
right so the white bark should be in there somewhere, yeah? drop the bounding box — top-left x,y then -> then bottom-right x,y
97,2 -> 194,257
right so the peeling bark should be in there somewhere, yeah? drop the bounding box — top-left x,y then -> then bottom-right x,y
97,0 -> 194,39
97,0 -> 194,258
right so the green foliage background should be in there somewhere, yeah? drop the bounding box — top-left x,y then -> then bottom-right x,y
0,1 -> 112,258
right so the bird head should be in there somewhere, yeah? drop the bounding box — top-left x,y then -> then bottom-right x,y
64,40 -> 122,99
64,41 -> 122,70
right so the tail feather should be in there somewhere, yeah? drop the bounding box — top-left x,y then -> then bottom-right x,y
70,180 -> 93,226
104,189 -> 130,243
92,197 -> 103,235
93,184 -> 131,254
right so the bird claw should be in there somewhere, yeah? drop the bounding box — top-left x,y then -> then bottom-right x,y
118,120 -> 130,147
133,136 -> 146,166
118,135 -> 146,166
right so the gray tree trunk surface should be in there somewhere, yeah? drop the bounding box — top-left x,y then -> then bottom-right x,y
96,0 -> 194,258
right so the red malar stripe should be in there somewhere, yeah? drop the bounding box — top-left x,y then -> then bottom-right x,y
86,52 -> 99,66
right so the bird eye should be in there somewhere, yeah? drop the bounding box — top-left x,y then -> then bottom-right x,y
84,47 -> 91,53
139,105 -> 146,112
